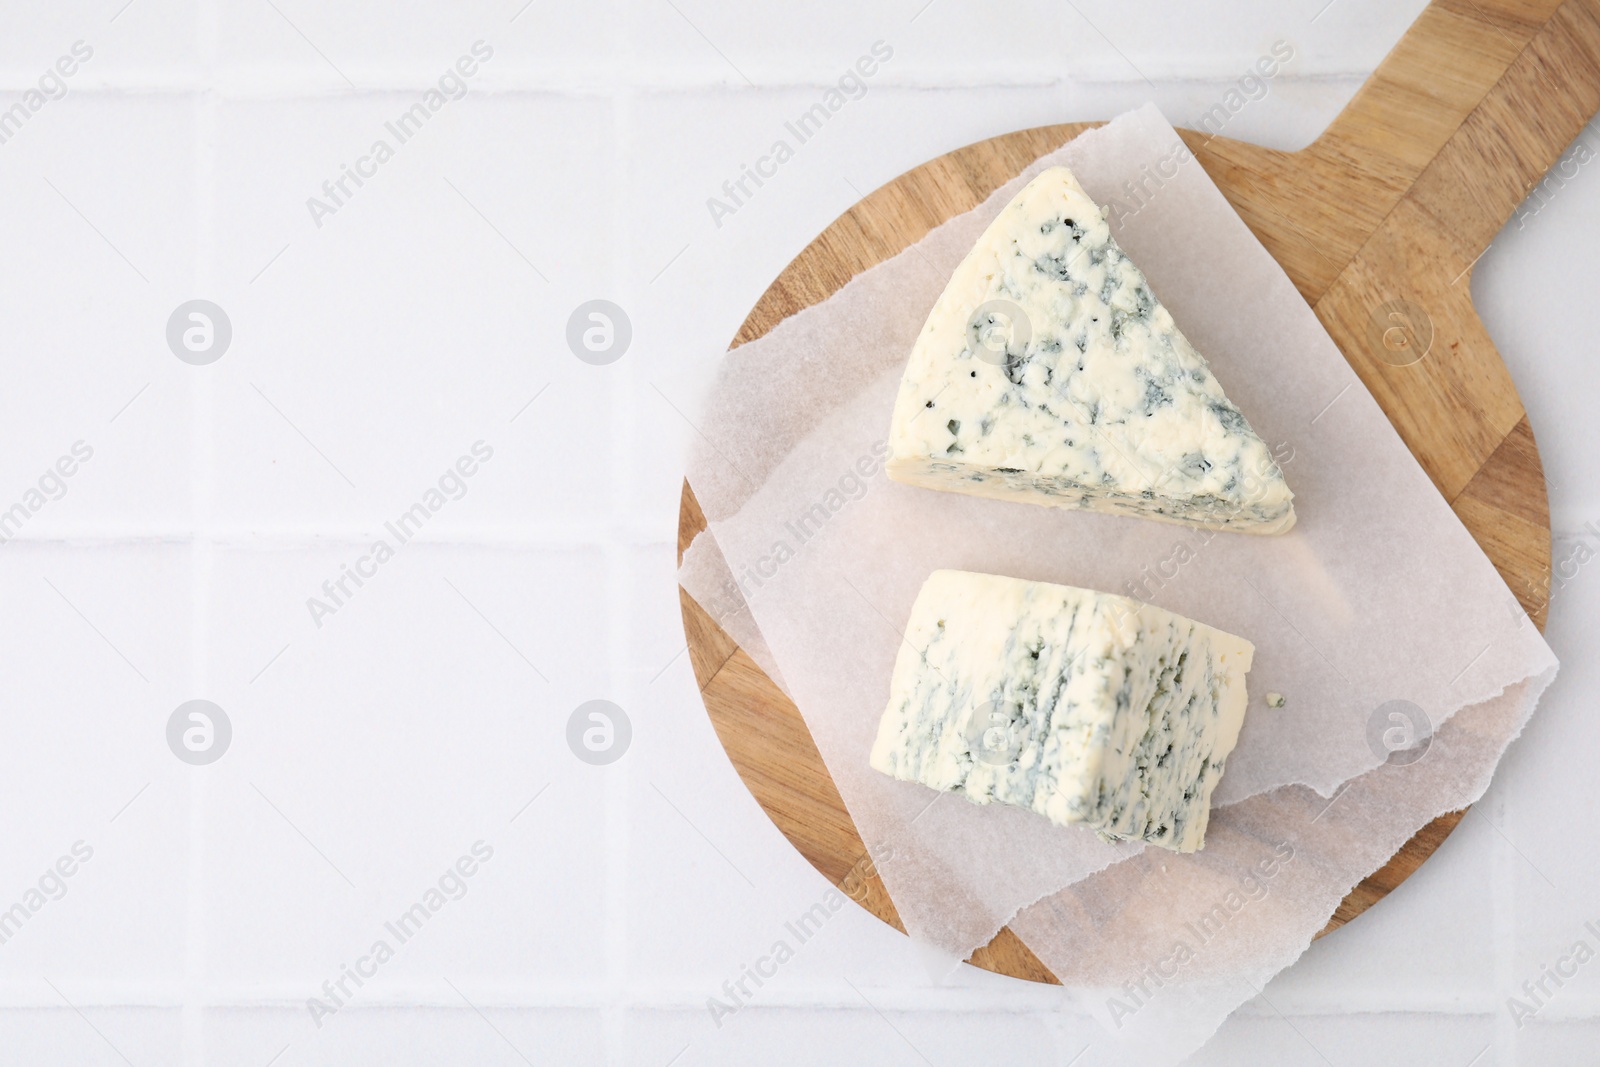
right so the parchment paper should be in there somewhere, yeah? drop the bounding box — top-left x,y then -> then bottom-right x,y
678,105 -> 1558,1045
1008,668 -> 1552,1063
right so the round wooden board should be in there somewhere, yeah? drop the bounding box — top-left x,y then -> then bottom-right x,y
679,0 -> 1595,983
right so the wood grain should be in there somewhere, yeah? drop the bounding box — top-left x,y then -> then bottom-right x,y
679,0 -> 1585,981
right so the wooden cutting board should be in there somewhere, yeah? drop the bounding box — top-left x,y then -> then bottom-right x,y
678,0 -> 1590,983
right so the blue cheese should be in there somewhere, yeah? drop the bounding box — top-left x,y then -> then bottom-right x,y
887,165 -> 1294,534
868,569 -> 1253,852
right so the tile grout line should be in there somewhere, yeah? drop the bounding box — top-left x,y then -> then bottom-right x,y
1490,786 -> 1517,1066
1,984 -> 1597,1014
183,5 -> 222,1064
0,527 -> 680,547
606,5 -> 635,1061
0,72 -> 1377,96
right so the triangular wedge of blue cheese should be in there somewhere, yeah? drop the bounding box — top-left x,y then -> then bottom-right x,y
869,569 -> 1253,852
887,164 -> 1295,533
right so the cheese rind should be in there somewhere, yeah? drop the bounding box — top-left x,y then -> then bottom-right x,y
868,569 -> 1253,852
887,164 -> 1294,534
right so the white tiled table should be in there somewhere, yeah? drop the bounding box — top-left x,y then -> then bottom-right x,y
0,2 -> 1595,1063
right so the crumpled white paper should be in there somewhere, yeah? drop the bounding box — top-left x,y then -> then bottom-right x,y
678,104 -> 1558,1060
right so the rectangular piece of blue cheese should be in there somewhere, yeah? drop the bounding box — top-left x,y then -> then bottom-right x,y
869,569 -> 1253,852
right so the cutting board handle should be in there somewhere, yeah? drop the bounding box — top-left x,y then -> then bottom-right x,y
1199,0 -> 1600,498
1315,0 -> 1600,257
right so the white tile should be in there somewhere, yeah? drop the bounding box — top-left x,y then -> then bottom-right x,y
9,0 -> 1429,91
1516,1019 -> 1600,1067
0,3 -> 201,89
624,746 -> 791,984
0,95 -> 198,536
630,1004 -> 1074,1067
211,0 -> 624,91
203,1005 -> 606,1066
0,1006 -> 184,1066
483,1 -> 633,90
212,1 -> 492,91
1191,1011 -> 1495,1066
0,782 -> 191,990
199,543 -> 609,984
0,542 -> 196,984
207,94 -> 616,534
616,0 -> 1429,85
631,1005 -> 893,1067
623,543 -> 702,692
